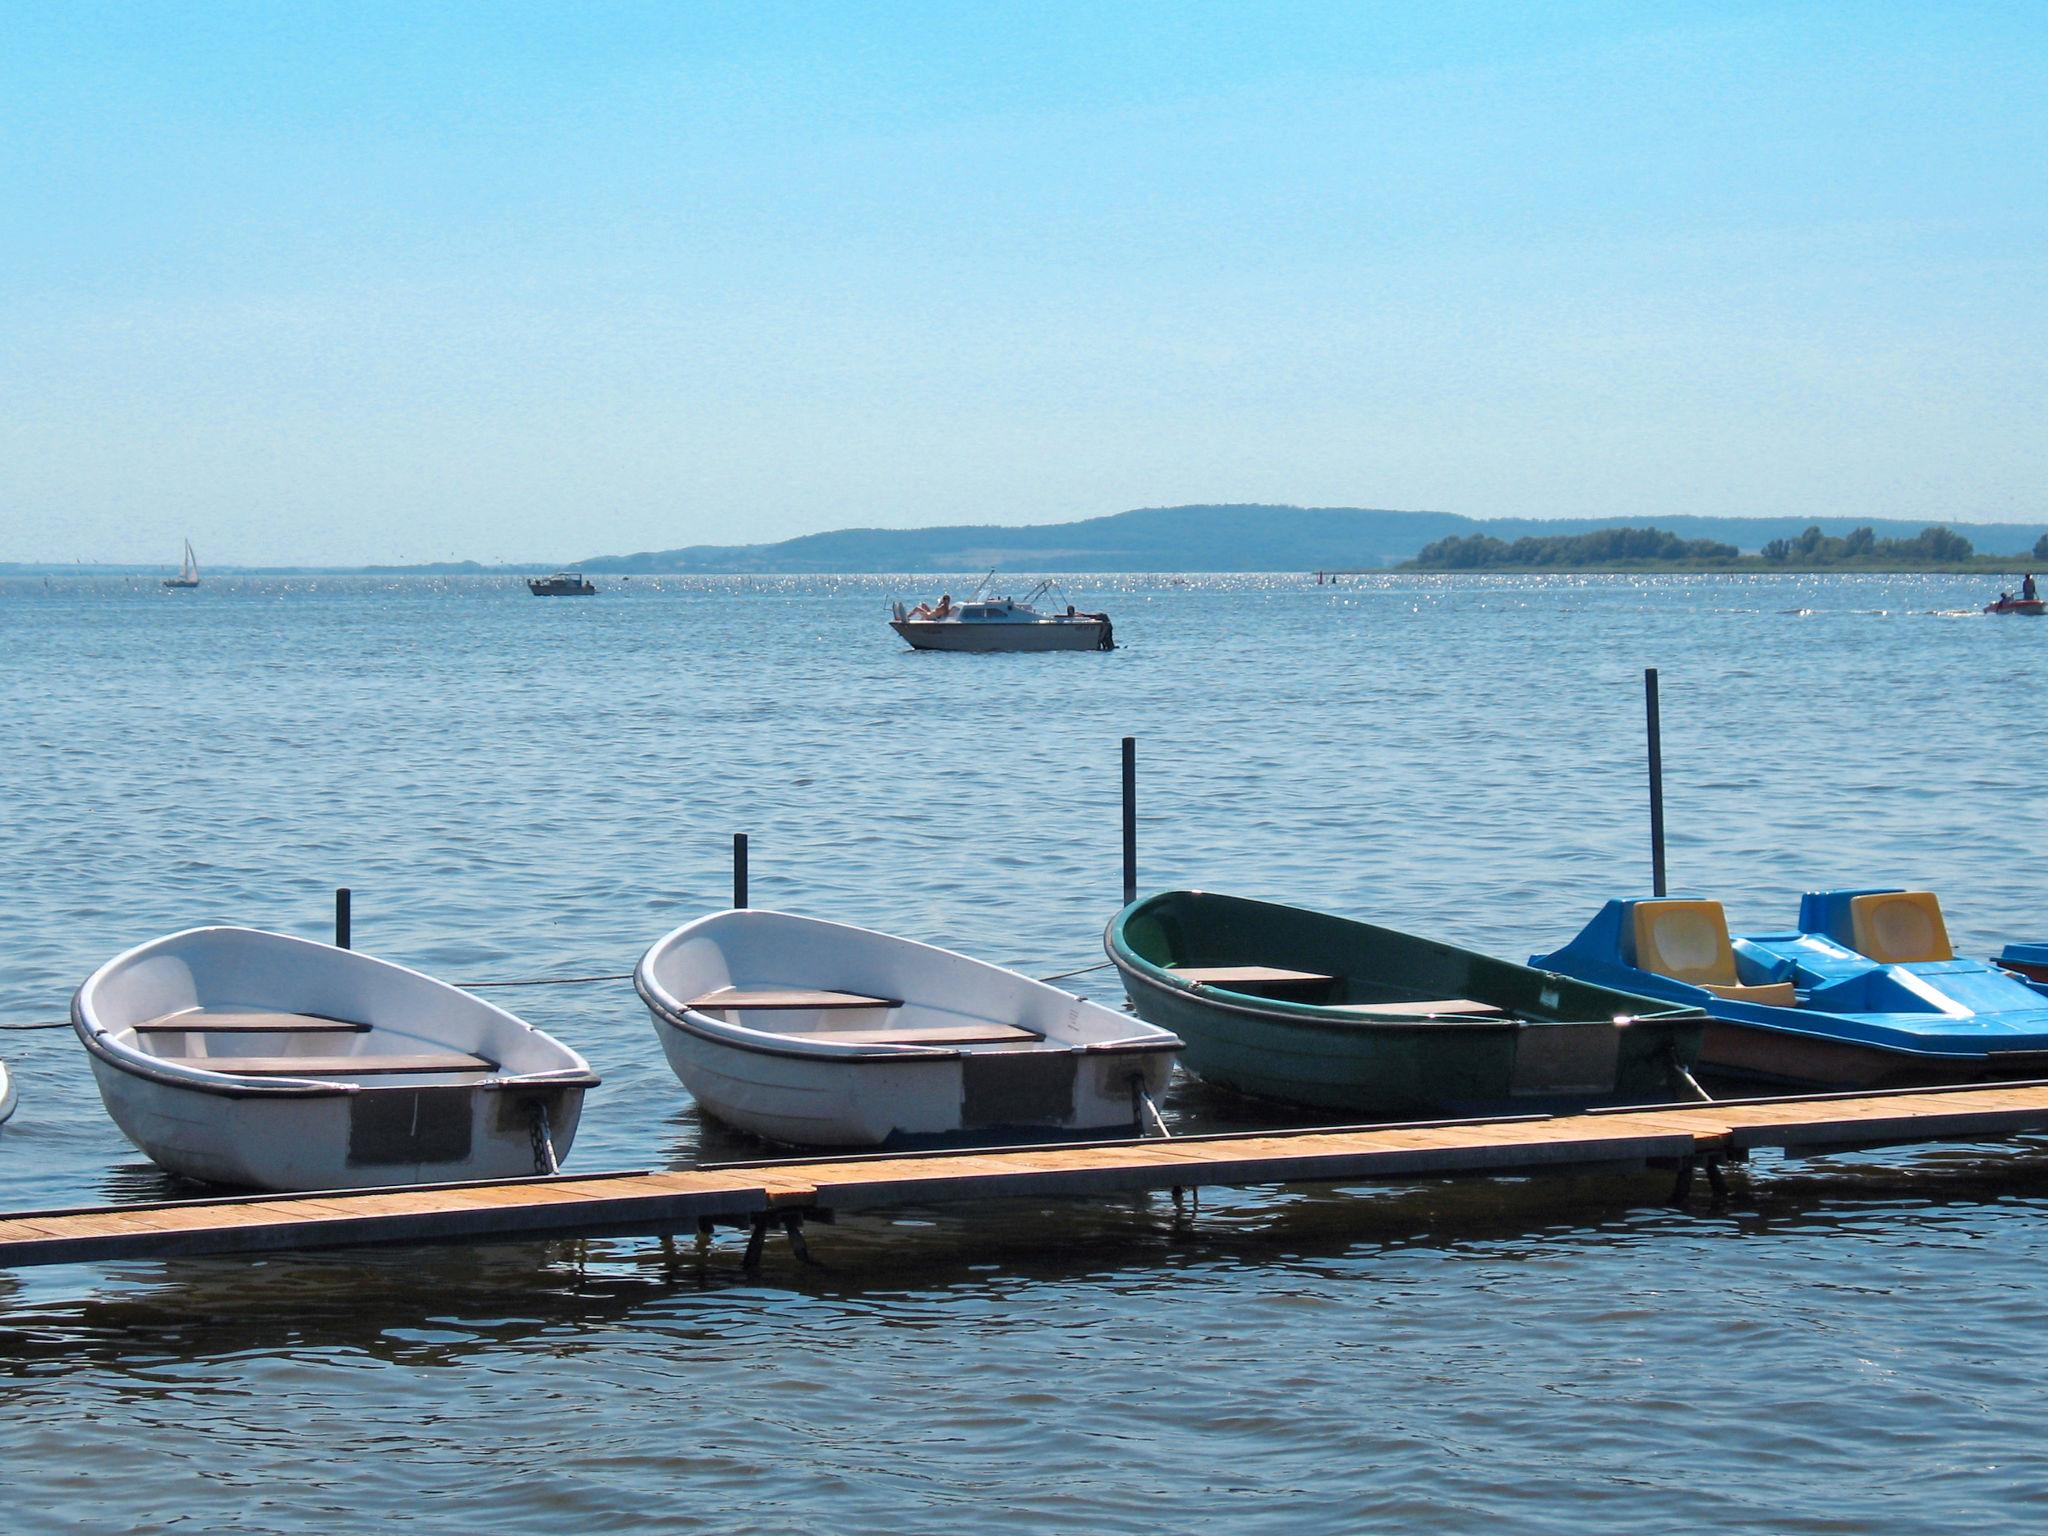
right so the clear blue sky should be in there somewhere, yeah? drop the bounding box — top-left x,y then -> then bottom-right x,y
3,1 -> 2042,564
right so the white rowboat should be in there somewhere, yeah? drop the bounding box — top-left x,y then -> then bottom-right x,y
73,927 -> 597,1191
636,910 -> 1181,1148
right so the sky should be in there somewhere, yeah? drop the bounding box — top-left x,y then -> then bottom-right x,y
2,1 -> 2043,565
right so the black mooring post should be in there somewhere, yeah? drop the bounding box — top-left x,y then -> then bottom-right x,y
1645,668 -> 1667,898
334,887 -> 351,949
732,833 -> 749,909
1121,736 -> 1138,906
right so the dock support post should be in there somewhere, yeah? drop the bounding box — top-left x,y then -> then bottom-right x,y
334,888 -> 351,950
781,1212 -> 815,1265
742,1213 -> 769,1269
1644,669 -> 1667,898
1669,1157 -> 1694,1206
1121,736 -> 1137,905
733,833 -> 749,909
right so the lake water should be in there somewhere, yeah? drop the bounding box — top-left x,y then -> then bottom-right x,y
4,571 -> 2047,1531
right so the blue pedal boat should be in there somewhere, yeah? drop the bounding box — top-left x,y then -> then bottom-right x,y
1533,888 -> 2048,1089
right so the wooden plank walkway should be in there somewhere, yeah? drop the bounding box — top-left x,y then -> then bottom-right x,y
5,1080 -> 2048,1269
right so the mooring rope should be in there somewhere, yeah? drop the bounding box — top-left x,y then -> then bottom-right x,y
1034,959 -> 1115,983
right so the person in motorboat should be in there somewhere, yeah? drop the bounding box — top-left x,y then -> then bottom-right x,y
932,593 -> 953,619
2026,573 -> 2039,601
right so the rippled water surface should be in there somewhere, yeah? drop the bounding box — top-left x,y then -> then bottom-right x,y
4,571 -> 2048,1531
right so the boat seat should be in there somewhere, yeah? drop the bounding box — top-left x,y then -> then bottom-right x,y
1848,891 -> 1954,964
1631,900 -> 1743,987
1700,981 -> 1798,1008
132,1008 -> 371,1034
688,987 -> 902,1011
812,1022 -> 1043,1046
1170,965 -> 1335,991
151,1052 -> 497,1076
1327,998 -> 1508,1018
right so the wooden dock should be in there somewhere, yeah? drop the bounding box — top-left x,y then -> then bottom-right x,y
6,1080 -> 2048,1269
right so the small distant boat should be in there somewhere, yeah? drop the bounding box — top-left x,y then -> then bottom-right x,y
1985,595 -> 2044,616
163,539 -> 200,589
1107,891 -> 1707,1118
527,571 -> 597,596
73,927 -> 598,1190
636,909 -> 1180,1148
1534,889 -> 2048,1090
0,1059 -> 14,1124
891,578 -> 1113,652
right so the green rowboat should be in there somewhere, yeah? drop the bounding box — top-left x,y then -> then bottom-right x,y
1106,891 -> 1708,1119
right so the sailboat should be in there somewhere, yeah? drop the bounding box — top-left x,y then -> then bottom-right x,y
163,539 -> 200,589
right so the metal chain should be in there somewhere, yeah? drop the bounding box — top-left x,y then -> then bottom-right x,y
528,1101 -> 559,1175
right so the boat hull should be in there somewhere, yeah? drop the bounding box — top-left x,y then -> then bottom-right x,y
74,927 -> 597,1191
637,909 -> 1179,1149
1107,892 -> 1704,1119
649,1009 -> 1170,1147
1985,598 -> 2045,616
87,1054 -> 586,1191
891,619 -> 1109,652
1698,1017 -> 2048,1091
1112,964 -> 1691,1118
0,1060 -> 13,1124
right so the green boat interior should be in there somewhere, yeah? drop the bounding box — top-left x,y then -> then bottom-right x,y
1120,891 -> 1685,1024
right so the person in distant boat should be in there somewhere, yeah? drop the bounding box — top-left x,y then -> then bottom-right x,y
909,601 -> 934,618
931,593 -> 953,619
2025,573 -> 2039,601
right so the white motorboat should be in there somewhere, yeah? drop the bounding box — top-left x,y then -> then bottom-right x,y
73,927 -> 598,1191
163,539 -> 200,589
0,1059 -> 14,1124
890,579 -> 1113,652
636,909 -> 1180,1148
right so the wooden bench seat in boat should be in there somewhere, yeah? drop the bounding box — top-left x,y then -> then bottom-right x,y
148,1052 -> 498,1076
132,1009 -> 372,1034
809,1021 -> 1043,1046
687,987 -> 902,1012
1169,965 -> 1336,991
1326,998 -> 1509,1018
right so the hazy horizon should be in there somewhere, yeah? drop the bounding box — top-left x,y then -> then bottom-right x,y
5,3 -> 2044,564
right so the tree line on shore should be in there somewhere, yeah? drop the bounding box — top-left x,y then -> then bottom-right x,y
1409,524 -> 2048,570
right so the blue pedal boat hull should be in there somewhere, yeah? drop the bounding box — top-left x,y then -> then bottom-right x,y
1535,894 -> 2048,1091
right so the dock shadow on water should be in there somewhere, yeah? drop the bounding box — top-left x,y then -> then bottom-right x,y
8,1136 -> 2048,1362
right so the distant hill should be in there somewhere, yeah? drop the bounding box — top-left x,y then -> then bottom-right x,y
577,504 -> 2048,574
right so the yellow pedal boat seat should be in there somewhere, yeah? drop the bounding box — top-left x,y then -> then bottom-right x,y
1631,899 -> 1796,1008
1847,890 -> 1953,964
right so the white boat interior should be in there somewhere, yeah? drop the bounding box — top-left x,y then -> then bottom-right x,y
640,911 -> 1166,1058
